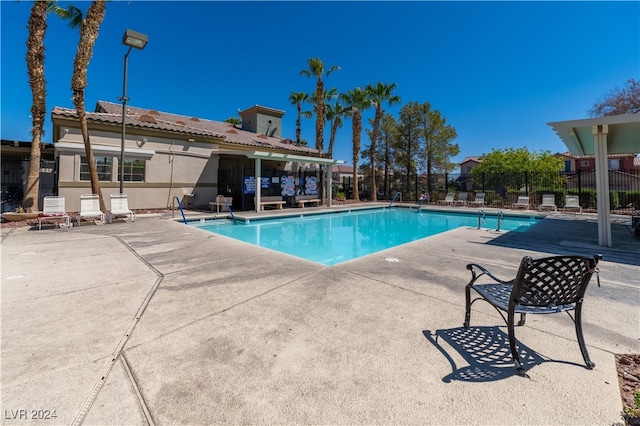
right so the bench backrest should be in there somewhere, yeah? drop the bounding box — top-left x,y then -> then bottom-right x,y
80,194 -> 101,213
43,196 -> 66,214
256,196 -> 283,202
512,255 -> 601,307
297,195 -> 318,201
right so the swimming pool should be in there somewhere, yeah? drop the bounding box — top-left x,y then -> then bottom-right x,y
190,208 -> 541,266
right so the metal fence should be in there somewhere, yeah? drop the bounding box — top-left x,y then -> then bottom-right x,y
343,169 -> 640,212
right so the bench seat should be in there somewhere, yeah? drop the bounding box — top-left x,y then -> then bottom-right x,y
255,196 -> 286,211
296,195 -> 321,208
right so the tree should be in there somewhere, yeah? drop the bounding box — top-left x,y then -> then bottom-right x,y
224,117 -> 241,126
70,0 -> 107,212
365,82 -> 401,201
325,100 -> 345,159
395,102 -> 423,197
419,102 -> 459,193
470,148 -> 564,193
22,1 -> 81,211
299,58 -> 339,152
22,1 -> 49,211
376,113 -> 399,199
340,87 -> 371,201
288,92 -> 312,145
589,79 -> 640,117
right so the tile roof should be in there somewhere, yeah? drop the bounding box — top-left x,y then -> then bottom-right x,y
51,101 -> 320,155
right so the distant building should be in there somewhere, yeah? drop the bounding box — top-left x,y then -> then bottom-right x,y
555,152 -> 639,173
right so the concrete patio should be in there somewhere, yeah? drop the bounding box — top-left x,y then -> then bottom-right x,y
1,205 -> 638,425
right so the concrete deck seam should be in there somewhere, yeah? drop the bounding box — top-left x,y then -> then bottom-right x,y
71,236 -> 165,425
124,273 -> 313,351
120,352 -> 155,426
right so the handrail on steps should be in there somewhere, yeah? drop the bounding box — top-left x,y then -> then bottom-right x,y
216,195 -> 236,224
389,192 -> 402,207
496,210 -> 505,231
174,196 -> 187,224
478,209 -> 486,229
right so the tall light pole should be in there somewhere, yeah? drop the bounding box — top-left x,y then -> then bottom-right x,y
118,29 -> 148,194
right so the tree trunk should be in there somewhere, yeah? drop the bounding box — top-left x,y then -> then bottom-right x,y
315,78 -> 324,152
352,112 -> 362,202
23,1 -> 48,212
71,0 -> 107,213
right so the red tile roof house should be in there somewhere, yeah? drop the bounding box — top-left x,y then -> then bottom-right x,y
52,101 -> 341,212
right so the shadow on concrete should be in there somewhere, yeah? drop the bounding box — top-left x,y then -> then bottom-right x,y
423,326 -> 588,382
484,217 -> 639,267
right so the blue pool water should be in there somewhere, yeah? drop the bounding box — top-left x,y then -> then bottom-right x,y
191,208 -> 541,266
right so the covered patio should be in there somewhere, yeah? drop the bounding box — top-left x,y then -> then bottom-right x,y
548,113 -> 640,246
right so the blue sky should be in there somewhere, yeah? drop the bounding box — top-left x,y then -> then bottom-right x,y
1,1 -> 638,167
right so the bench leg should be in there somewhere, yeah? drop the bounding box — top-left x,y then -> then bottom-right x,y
574,302 -> 595,369
507,310 -> 526,375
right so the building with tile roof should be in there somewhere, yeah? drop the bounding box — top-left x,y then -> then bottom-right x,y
52,101 -> 341,211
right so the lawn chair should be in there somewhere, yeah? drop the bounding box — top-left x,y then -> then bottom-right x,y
512,195 -> 529,210
438,193 -> 455,206
452,192 -> 468,207
109,194 -> 135,222
77,194 -> 106,226
463,254 -> 602,375
38,196 -> 71,230
563,195 -> 583,214
538,194 -> 557,211
468,192 -> 486,207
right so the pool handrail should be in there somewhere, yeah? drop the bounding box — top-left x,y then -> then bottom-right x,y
217,195 -> 236,224
478,209 -> 486,229
174,196 -> 187,224
497,210 -> 505,231
389,192 -> 402,207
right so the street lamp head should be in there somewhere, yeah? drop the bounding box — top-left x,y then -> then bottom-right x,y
343,106 -> 358,114
122,29 -> 148,50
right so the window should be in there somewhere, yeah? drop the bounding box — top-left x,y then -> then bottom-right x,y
80,156 -> 112,181
564,160 -> 572,172
580,160 -> 590,167
118,158 -> 146,182
608,159 -> 620,170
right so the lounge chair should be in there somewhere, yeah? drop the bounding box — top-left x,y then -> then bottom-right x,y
38,196 -> 71,230
464,254 -> 602,375
77,194 -> 106,226
109,194 -> 135,222
452,192 -> 468,207
468,192 -> 486,207
438,193 -> 455,206
563,195 -> 582,214
512,195 -> 529,210
538,194 -> 557,211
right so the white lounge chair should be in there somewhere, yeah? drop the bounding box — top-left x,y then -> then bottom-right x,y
452,192 -> 468,207
38,196 -> 71,230
438,193 -> 455,206
468,192 -> 486,207
109,194 -> 135,222
77,194 -> 106,226
563,195 -> 583,214
512,195 -> 530,210
538,194 -> 557,211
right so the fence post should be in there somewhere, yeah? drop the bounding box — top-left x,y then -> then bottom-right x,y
445,173 -> 449,192
525,170 -> 529,196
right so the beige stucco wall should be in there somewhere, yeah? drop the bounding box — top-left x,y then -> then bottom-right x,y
55,127 -> 220,211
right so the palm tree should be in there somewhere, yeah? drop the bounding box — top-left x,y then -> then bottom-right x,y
340,87 -> 371,202
288,92 -> 312,144
22,1 -> 81,212
22,1 -> 49,212
325,101 -> 345,159
365,82 -> 401,201
299,58 -> 339,153
70,0 -> 107,212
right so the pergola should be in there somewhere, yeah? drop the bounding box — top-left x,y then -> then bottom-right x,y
548,113 -> 640,247
220,149 -> 344,212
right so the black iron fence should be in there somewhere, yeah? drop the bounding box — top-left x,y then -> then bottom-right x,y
342,169 -> 640,212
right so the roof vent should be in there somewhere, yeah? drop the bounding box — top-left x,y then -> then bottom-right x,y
138,114 -> 157,123
257,134 -> 267,139
175,120 -> 186,126
148,110 -> 160,115
190,117 -> 200,122
226,129 -> 237,134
